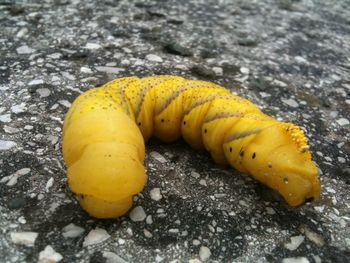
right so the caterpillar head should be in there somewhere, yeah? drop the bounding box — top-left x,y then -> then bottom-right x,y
224,123 -> 321,206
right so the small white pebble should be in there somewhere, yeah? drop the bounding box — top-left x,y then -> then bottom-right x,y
326,187 -> 336,194
146,215 -> 153,224
338,157 -> 346,163
36,88 -> 51,98
150,188 -> 162,201
300,225 -> 325,247
144,229 -> 153,238
0,140 -> 17,151
16,45 -> 35,54
272,79 -> 288,87
95,66 -> 124,74
62,223 -> 84,238
259,92 -> 271,98
80,67 -> 93,74
47,53 -> 62,60
212,67 -> 223,76
199,179 -> 207,186
150,151 -> 167,164
16,27 -> 29,38
331,74 -> 341,81
294,56 -> 308,64
134,59 -> 144,66
38,245 -> 63,263
298,100 -> 305,105
61,72 -> 76,80
47,135 -> 59,145
0,114 -> 12,123
106,62 -> 117,67
129,206 -> 146,222
330,111 -> 338,118
282,257 -> 310,263
168,228 -> 179,234
175,64 -> 187,70
193,239 -> 201,246
324,156 -> 332,162
121,59 -> 130,66
191,171 -> 200,179
83,228 -> 110,247
118,238 -> 125,245
45,177 -> 54,192
146,54 -> 163,62
16,168 -> 31,176
85,43 -> 101,50
2,168 -> 30,186
199,246 -> 211,261
316,151 -> 323,157
314,206 -> 325,213
58,100 -> 71,108
312,255 -> 322,263
51,76 -> 60,82
11,103 -> 26,114
3,126 -> 19,134
155,255 -> 164,262
282,98 -> 299,108
240,67 -> 249,75
336,118 -> 349,126
284,235 -> 305,251
266,207 -> 275,215
28,79 -> 44,86
18,216 -> 26,224
126,228 -> 133,236
11,232 -> 38,247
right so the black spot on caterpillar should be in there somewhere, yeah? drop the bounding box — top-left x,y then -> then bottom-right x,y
62,75 -> 321,218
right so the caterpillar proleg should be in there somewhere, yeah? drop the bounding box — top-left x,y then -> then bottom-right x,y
62,75 -> 321,218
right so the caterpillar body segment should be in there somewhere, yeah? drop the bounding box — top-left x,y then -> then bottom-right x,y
62,75 -> 321,218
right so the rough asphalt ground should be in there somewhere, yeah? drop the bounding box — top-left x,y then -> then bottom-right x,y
0,0 -> 349,262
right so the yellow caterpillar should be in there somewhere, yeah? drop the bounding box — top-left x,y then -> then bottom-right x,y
62,75 -> 321,218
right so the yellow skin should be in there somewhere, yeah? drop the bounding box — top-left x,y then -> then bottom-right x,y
62,75 -> 321,218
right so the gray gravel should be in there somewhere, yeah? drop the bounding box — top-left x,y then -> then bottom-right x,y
0,0 -> 349,262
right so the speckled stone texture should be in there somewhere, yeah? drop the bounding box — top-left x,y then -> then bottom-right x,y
0,0 -> 349,262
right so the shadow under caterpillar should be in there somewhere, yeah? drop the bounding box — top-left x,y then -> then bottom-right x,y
62,75 -> 321,218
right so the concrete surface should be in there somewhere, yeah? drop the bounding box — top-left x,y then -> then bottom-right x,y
0,0 -> 349,262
